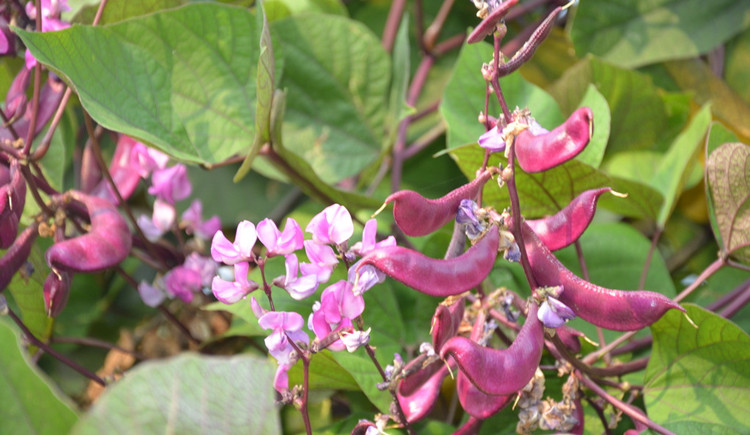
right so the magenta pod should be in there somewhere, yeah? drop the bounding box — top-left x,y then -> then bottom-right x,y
385,169 -> 494,237
45,191 -> 132,273
466,0 -> 519,44
514,107 -> 593,173
453,416 -> 484,434
44,270 -> 72,317
526,188 -> 612,251
1,75 -> 65,142
432,300 -> 465,352
521,222 -> 684,331
356,226 -> 499,297
397,362 -> 451,423
556,325 -> 584,354
496,7 -> 563,77
0,222 -> 39,291
440,303 -> 544,396
0,160 -> 27,249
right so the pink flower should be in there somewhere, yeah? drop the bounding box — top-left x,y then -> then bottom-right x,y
148,164 -> 191,204
131,141 -> 168,177
181,200 -> 221,240
211,262 -> 259,304
306,204 -> 353,245
164,265 -> 202,303
308,281 -> 364,351
299,240 -> 338,283
257,217 -> 303,257
258,311 -> 309,366
350,219 -> 396,256
211,220 -> 256,265
24,1 -> 71,69
274,363 -> 292,394
478,125 -> 506,153
348,261 -> 385,295
136,199 -> 175,242
137,280 -> 166,307
274,253 -> 319,300
183,252 -> 218,288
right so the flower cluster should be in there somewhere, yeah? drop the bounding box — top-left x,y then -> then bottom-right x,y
210,204 -> 395,393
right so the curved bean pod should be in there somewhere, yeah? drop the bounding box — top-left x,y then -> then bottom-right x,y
397,362 -> 450,423
440,303 -> 544,396
386,169 -> 494,237
515,107 -> 593,173
44,270 -> 72,317
432,300 -> 465,352
457,371 -> 512,419
466,0 -> 519,44
46,191 -> 132,273
521,222 -> 684,331
0,222 -> 39,292
0,160 -> 27,249
526,188 -> 611,251
496,7 -> 563,77
356,226 -> 499,297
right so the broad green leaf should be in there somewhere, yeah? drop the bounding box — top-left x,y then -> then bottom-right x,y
287,350 -> 360,391
550,56 -> 669,156
519,28 -> 580,89
573,84 -> 610,168
235,1 -> 276,182
271,0 -> 348,16
571,0 -> 750,68
726,28 -> 750,105
264,90 -> 381,212
555,223 -> 676,342
441,40 -> 563,151
0,319 -> 78,434
73,0 -> 186,24
705,142 -> 750,263
71,353 -> 281,435
652,104 -> 712,226
449,144 -> 663,219
272,14 -> 390,184
664,58 -> 750,142
18,3 -> 262,164
644,305 -> 750,433
386,15 -> 412,145
5,235 -> 54,343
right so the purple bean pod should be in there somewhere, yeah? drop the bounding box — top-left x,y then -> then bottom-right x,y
385,169 -> 495,237
453,416 -> 484,435
355,226 -> 499,297
43,269 -> 72,317
466,0 -> 519,44
396,362 -> 450,423
556,325 -> 584,354
0,160 -> 27,248
432,300 -> 465,352
0,222 -> 39,292
440,303 -> 544,396
496,7 -> 563,77
526,188 -> 612,251
515,107 -> 593,173
45,191 -> 132,273
1,74 -> 65,142
521,222 -> 684,331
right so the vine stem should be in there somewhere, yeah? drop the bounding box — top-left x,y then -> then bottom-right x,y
51,336 -> 147,360
577,371 -> 676,435
506,145 -> 538,291
6,307 -> 106,386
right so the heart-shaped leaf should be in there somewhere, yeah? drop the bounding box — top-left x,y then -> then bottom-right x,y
644,304 -> 750,433
706,142 -> 750,263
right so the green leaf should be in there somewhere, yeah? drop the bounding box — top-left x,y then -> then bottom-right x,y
449,145 -> 663,219
272,13 -> 390,184
705,142 -> 750,263
644,304 -> 750,433
652,104 -> 712,226
550,56 -> 669,156
385,14 -> 412,146
5,235 -> 54,343
704,123 -> 741,248
73,0 -> 186,25
234,0 -> 276,182
270,0 -> 348,16
573,84 -> 610,168
0,319 -> 78,434
571,0 -> 750,68
71,353 -> 281,434
726,28 -> 750,105
287,350 -> 360,391
18,3 -> 262,164
441,40 -> 563,151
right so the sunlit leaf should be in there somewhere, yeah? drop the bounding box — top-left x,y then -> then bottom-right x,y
73,0 -> 186,25
571,0 -> 750,68
0,319 -> 78,434
72,353 -> 281,434
5,236 -> 53,343
573,84 -> 610,168
706,142 -> 750,263
645,305 -> 750,433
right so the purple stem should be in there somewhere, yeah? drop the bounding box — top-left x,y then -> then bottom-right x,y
381,0 -> 406,52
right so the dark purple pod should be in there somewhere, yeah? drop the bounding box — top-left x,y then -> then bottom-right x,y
521,222 -> 684,331
1,74 -> 65,142
349,421 -> 377,435
432,300 -> 465,352
466,0 -> 518,44
46,191 -> 132,273
0,222 -> 39,292
43,270 -> 72,317
3,67 -> 30,119
526,188 -> 612,251
386,169 -> 494,237
515,107 -> 593,173
453,416 -> 484,435
0,160 -> 26,249
397,361 -> 450,423
440,303 -> 544,396
496,7 -> 563,78
556,325 -> 583,354
356,226 -> 499,297
456,371 -> 512,419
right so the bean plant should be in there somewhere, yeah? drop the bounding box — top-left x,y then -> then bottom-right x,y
1,0 -> 750,434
